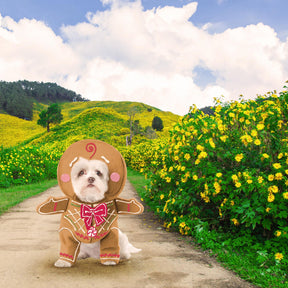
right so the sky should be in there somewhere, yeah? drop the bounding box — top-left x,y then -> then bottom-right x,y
0,0 -> 288,115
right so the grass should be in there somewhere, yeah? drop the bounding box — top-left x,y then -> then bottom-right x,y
0,179 -> 58,215
127,167 -> 150,196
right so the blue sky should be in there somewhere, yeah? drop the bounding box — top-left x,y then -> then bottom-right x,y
0,0 -> 287,114
1,0 -> 286,38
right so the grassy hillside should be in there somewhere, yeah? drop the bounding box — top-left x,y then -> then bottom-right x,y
60,101 -> 178,133
0,114 -> 44,147
26,107 -> 129,150
0,100 -> 180,148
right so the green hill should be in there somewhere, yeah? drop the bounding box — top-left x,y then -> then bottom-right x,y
0,100 -> 180,149
27,107 -> 129,150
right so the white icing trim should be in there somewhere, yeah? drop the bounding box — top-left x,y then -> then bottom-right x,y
69,157 -> 78,167
101,156 -> 110,164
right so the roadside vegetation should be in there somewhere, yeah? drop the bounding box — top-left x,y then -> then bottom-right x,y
123,89 -> 288,288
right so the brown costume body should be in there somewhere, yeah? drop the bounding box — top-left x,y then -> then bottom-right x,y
37,139 -> 144,265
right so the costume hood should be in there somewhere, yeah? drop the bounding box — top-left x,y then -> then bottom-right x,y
57,139 -> 127,202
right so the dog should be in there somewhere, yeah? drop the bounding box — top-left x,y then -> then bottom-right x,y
68,157 -> 141,265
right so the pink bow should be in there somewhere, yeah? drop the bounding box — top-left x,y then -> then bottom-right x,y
80,203 -> 107,230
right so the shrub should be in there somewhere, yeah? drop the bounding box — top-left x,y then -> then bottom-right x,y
127,90 -> 288,268
0,146 -> 61,188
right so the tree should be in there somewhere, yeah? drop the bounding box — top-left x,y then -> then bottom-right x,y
145,126 -> 157,139
37,103 -> 63,132
152,116 -> 164,131
126,107 -> 139,145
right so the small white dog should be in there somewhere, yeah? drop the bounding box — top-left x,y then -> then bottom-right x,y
70,157 -> 141,263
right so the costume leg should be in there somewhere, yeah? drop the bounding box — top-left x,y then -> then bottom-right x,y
56,227 -> 81,266
100,228 -> 120,265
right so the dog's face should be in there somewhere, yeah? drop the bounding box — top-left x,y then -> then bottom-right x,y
71,157 -> 109,203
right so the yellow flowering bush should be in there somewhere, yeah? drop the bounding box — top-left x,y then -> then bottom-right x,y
127,90 -> 288,265
0,146 -> 61,187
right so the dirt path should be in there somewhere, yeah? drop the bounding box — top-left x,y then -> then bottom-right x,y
0,181 -> 256,288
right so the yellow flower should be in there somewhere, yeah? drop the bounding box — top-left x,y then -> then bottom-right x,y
254,139 -> 261,146
196,145 -> 204,151
268,174 -> 274,181
181,177 -> 187,183
266,207 -> 271,213
209,138 -> 216,148
268,193 -> 275,202
166,177 -> 171,183
268,185 -> 279,193
251,130 -> 258,137
235,182 -> 242,188
247,179 -> 253,184
235,154 -> 244,162
232,174 -> 238,181
273,163 -> 281,169
258,176 -> 264,184
231,218 -> 239,226
216,173 -> 222,178
193,175 -> 198,181
184,153 -> 191,161
160,194 -> 165,200
230,200 -> 235,206
278,153 -> 283,159
179,222 -> 186,228
220,135 -> 228,142
275,231 -> 282,237
169,166 -> 173,172
195,159 -> 201,165
257,123 -> 265,130
198,151 -> 208,159
262,153 -> 269,159
174,156 -> 179,161
166,222 -> 172,229
275,173 -> 283,180
275,253 -> 284,261
283,192 -> 288,199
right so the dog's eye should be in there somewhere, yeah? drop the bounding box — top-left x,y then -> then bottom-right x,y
78,170 -> 85,177
96,170 -> 103,177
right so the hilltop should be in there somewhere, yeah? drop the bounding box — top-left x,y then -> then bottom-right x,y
0,80 -> 86,120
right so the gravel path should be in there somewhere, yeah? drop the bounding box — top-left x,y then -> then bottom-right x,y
0,181 -> 256,288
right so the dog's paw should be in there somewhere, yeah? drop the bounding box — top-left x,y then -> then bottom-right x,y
102,261 -> 117,266
77,252 -> 89,260
54,259 -> 72,268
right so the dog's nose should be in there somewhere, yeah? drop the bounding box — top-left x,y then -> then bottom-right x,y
88,177 -> 95,183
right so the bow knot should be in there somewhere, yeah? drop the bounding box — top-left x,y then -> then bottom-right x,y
81,203 -> 107,230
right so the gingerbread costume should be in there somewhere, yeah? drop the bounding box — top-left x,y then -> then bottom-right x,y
37,139 -> 144,266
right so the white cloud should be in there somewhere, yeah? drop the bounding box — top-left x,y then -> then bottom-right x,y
0,1 -> 288,115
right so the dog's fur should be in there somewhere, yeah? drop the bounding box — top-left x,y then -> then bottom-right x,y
71,157 -> 109,203
70,157 -> 140,264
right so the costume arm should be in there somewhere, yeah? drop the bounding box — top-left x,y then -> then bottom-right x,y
37,197 -> 69,215
115,198 -> 144,215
